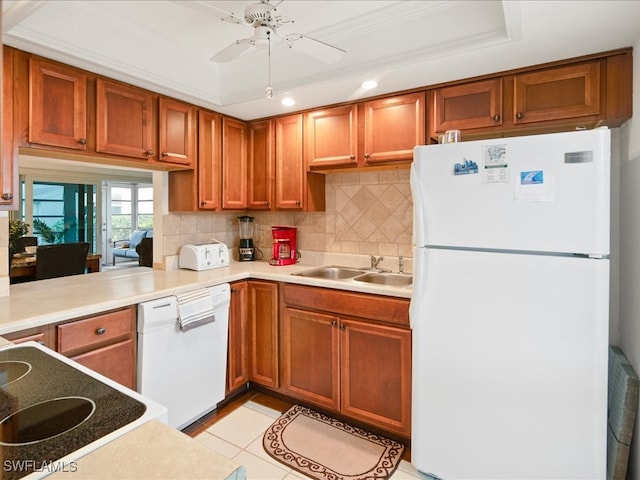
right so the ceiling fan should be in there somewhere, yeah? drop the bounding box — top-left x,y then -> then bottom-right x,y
209,0 -> 346,64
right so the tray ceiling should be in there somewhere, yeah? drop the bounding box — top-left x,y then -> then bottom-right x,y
3,0 -> 640,121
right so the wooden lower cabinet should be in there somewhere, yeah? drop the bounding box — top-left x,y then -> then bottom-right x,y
340,318 -> 411,436
227,281 -> 249,393
3,306 -> 137,390
248,280 -> 279,388
57,306 -> 137,390
3,325 -> 54,349
280,284 -> 412,437
71,338 -> 135,389
281,307 -> 340,411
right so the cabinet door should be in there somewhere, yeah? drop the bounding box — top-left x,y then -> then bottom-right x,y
96,79 -> 155,159
248,281 -> 279,388
341,319 -> 412,437
432,78 -> 503,134
227,281 -> 249,393
222,116 -> 248,209
305,105 -> 358,169
513,61 -> 601,125
28,58 -> 87,149
198,110 -> 222,210
247,120 -> 274,210
281,307 -> 340,411
71,338 -> 135,390
275,114 -> 304,209
158,97 -> 196,167
1,46 -> 17,209
363,92 -> 425,165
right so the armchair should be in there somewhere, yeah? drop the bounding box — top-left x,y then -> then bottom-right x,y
112,229 -> 152,265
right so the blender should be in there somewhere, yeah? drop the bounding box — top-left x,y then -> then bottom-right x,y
237,216 -> 258,261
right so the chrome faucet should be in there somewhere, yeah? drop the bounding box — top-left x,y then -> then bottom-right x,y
370,255 -> 385,272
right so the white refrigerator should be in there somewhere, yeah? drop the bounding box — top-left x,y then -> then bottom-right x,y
410,128 -> 610,479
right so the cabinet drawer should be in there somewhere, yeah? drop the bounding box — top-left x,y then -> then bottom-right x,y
57,307 -> 134,354
283,284 -> 409,327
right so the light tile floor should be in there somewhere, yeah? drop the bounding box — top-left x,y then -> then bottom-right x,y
193,400 -> 425,480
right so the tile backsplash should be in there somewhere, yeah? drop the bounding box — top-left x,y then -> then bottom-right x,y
162,167 -> 413,263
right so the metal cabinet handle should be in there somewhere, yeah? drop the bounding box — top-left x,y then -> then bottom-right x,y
162,152 -> 188,159
145,150 -> 154,156
2,193 -> 13,200
339,324 -> 346,331
350,155 -> 355,160
78,138 -> 87,145
516,112 -> 524,120
96,327 -> 106,335
363,153 -> 370,159
295,200 -> 301,206
493,114 -> 501,121
331,320 -> 337,327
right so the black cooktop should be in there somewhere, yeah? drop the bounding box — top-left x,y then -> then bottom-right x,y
0,345 -> 146,480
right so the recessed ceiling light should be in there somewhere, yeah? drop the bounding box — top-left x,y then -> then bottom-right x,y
281,97 -> 296,107
361,80 -> 378,90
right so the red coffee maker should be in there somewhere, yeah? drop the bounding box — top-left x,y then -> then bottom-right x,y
270,226 -> 298,266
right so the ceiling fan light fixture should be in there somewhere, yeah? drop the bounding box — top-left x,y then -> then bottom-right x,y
266,86 -> 274,99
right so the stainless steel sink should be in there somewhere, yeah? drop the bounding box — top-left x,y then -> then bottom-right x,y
353,272 -> 413,286
292,265 -> 368,280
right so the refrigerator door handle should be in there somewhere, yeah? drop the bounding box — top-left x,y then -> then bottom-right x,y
409,246 -> 428,329
410,163 -> 426,248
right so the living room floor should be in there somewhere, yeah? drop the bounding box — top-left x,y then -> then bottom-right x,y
183,391 -> 422,480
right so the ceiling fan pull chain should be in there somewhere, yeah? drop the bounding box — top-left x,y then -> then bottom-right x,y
266,30 -> 274,99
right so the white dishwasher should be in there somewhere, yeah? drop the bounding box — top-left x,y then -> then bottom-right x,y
137,283 -> 230,429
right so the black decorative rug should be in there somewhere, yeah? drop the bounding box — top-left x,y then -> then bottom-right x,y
263,405 -> 405,480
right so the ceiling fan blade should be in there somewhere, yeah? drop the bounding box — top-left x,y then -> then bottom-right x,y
284,34 -> 346,64
210,39 -> 254,63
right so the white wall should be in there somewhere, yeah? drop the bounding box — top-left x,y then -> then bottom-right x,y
618,36 -> 640,478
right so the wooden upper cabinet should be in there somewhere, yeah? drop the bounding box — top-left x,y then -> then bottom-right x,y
432,78 -> 503,134
158,97 -> 196,167
305,105 -> 358,169
275,114 -> 304,209
197,110 -> 222,210
513,61 -> 601,125
28,58 -> 87,150
1,46 -> 17,209
363,92 -> 425,165
221,116 -> 248,210
247,119 -> 274,210
96,79 -> 155,159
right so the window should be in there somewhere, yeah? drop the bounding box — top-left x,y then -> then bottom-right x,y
108,183 -> 153,242
21,180 -> 97,249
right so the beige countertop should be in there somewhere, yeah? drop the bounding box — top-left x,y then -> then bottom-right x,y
0,255 -> 412,335
48,420 -> 245,480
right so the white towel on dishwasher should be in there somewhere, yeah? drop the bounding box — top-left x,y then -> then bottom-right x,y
175,288 -> 216,332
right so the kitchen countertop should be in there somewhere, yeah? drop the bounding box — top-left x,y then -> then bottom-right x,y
48,420 -> 246,480
0,255 -> 412,335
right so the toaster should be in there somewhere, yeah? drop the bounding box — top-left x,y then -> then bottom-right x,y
179,242 -> 230,271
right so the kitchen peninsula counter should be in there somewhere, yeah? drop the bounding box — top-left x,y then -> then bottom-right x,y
0,257 -> 412,335
49,420 -> 246,480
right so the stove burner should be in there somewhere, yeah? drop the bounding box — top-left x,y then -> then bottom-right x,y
0,361 -> 31,388
0,396 -> 95,446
